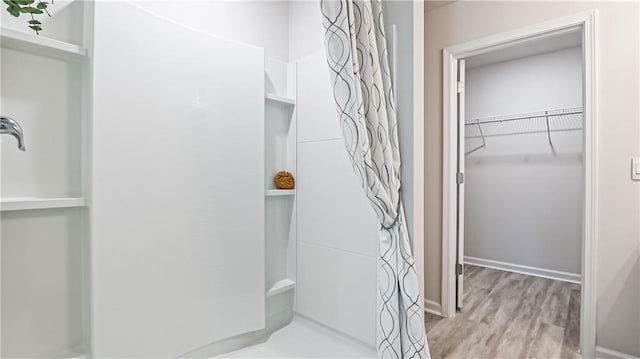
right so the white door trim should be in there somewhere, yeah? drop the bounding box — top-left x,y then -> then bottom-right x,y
412,0 -> 426,309
441,10 -> 598,359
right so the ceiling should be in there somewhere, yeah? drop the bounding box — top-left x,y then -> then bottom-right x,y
466,30 -> 582,68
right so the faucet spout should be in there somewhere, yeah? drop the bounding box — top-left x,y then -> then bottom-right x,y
1,116 -> 26,151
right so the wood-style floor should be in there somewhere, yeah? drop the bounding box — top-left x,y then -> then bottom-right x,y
425,265 -> 582,359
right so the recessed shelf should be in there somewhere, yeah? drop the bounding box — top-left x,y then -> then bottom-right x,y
266,189 -> 296,197
1,27 -> 87,61
1,197 -> 86,211
265,93 -> 296,106
267,279 -> 296,297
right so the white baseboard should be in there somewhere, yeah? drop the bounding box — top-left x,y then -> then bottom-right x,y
424,299 -> 443,316
464,256 -> 582,284
596,346 -> 640,359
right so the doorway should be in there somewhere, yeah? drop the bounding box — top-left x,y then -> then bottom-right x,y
441,12 -> 597,358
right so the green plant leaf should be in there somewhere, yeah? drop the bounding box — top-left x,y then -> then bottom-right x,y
3,0 -> 53,35
6,5 -> 20,16
19,6 -> 43,13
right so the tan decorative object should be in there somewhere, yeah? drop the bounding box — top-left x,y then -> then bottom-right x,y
274,171 -> 295,190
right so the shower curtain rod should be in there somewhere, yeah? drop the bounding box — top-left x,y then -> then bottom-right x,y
465,107 -> 583,126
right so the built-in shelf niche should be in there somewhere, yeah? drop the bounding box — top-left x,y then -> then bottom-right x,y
1,206 -> 86,358
264,93 -> 296,291
265,96 -> 296,193
1,27 -> 85,201
263,60 -> 297,313
265,195 -> 296,289
0,10 -> 89,358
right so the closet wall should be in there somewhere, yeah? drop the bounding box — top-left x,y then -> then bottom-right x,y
464,47 -> 583,277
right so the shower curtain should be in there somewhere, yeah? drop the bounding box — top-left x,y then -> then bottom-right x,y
320,1 -> 429,358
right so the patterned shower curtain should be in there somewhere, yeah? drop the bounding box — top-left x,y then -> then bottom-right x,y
320,1 -> 430,358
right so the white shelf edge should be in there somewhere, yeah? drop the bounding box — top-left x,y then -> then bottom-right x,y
265,93 -> 296,106
1,27 -> 87,60
267,279 -> 296,297
266,189 -> 296,197
1,197 -> 86,211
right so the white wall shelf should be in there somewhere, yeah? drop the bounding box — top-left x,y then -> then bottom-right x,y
0,197 -> 86,212
1,27 -> 87,61
266,93 -> 296,106
266,279 -> 296,297
266,189 -> 296,197
264,61 -> 297,334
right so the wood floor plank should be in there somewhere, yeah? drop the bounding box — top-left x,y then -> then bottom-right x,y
527,322 -> 565,359
541,280 -> 573,328
560,289 -> 582,359
425,265 -> 583,359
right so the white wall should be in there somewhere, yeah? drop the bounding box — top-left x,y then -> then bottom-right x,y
464,47 -> 583,275
129,0 -> 290,62
294,52 -> 378,346
288,0 -> 324,62
1,49 -> 82,198
425,2 -> 640,356
91,3 -> 266,356
1,208 -> 85,358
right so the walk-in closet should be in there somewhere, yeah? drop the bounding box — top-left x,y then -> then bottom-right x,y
447,30 -> 584,357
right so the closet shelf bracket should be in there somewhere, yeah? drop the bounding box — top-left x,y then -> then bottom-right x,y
545,111 -> 557,155
465,119 -> 486,155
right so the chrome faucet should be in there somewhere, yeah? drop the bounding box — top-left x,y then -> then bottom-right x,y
1,116 -> 26,151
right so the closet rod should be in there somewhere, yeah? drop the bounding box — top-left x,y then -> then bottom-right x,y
465,109 -> 583,126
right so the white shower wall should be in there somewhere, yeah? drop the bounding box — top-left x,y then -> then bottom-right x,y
289,0 -> 419,346
91,3 -> 266,356
295,53 -> 378,345
129,1 -> 290,62
1,208 -> 84,357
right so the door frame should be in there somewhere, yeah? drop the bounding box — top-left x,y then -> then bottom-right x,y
441,10 -> 598,358
412,0 -> 426,310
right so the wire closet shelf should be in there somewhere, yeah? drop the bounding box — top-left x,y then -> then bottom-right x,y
464,107 -> 583,155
